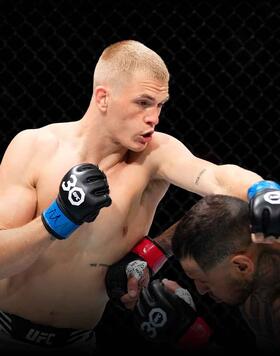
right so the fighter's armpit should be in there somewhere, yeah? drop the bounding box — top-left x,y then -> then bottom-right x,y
195,169 -> 207,185
0,222 -> 10,230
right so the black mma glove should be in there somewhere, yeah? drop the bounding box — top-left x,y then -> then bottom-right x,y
248,180 -> 280,237
105,237 -> 168,306
134,279 -> 212,351
42,163 -> 111,239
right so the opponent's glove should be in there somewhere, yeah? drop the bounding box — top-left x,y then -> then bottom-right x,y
248,180 -> 280,237
134,279 -> 212,351
105,237 -> 168,305
42,163 -> 111,239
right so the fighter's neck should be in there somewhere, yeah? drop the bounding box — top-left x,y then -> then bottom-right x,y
75,117 -> 129,171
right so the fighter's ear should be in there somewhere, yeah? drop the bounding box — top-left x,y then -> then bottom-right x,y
231,254 -> 254,276
94,86 -> 108,112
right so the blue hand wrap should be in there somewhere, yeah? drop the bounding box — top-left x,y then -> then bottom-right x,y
247,180 -> 280,200
42,200 -> 79,240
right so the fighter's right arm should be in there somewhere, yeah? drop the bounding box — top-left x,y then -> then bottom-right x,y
0,130 -> 55,278
0,130 -> 112,279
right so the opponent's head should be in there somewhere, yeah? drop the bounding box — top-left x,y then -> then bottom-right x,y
172,195 -> 256,305
92,40 -> 170,151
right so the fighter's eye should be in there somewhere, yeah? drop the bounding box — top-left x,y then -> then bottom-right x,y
138,100 -> 150,107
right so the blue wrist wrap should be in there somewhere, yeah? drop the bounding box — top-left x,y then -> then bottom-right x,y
247,180 -> 280,200
42,200 -> 79,240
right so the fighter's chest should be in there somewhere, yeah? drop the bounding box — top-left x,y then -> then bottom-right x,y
36,160 -> 150,216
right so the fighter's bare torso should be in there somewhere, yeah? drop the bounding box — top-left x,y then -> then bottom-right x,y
0,122 -> 170,329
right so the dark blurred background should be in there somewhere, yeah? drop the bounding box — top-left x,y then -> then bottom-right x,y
1,0 -> 280,354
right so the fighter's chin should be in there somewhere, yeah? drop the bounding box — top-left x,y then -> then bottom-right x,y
209,293 -> 237,305
130,141 -> 148,152
132,147 -> 146,153
209,294 -> 224,303
219,295 -> 249,306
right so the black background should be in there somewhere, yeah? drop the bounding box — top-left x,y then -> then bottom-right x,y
1,0 -> 280,354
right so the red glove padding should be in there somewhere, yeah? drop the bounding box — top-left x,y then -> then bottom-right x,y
105,237 -> 168,303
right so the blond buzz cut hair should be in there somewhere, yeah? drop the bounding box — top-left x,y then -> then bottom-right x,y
93,40 -> 170,89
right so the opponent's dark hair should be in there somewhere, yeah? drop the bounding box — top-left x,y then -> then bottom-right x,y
172,195 -> 251,271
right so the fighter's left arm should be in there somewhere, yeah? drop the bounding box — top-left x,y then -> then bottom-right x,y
154,133 -> 262,200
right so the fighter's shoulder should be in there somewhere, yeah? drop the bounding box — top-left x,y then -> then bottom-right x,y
152,131 -> 181,144
147,132 -> 183,151
5,126 -> 61,166
148,132 -> 191,156
15,124 -> 62,148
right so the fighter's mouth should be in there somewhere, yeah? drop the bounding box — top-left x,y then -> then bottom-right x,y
142,130 -> 154,138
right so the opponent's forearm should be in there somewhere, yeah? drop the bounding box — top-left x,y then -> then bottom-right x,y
0,216 -> 53,279
106,236 -> 169,305
154,220 -> 180,256
106,221 -> 181,298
